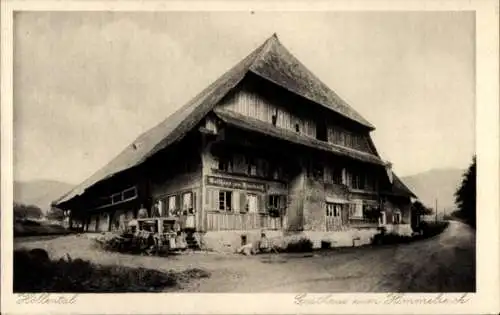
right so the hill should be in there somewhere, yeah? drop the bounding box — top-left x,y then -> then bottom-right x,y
401,168 -> 464,215
14,180 -> 74,213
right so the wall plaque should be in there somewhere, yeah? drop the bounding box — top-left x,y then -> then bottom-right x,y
206,175 -> 267,192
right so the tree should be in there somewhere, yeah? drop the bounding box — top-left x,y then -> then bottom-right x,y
411,200 -> 433,216
454,155 -> 476,228
13,202 -> 43,219
46,207 -> 65,221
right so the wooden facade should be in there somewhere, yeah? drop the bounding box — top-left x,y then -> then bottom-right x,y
206,212 -> 283,231
60,37 -> 414,238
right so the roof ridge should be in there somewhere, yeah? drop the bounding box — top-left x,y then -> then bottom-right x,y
248,35 -> 375,129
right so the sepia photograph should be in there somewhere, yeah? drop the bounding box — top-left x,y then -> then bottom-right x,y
9,10 -> 479,295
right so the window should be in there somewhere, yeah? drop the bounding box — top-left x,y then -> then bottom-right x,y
310,161 -> 324,180
182,192 -> 193,212
218,158 -> 231,172
393,210 -> 401,224
218,191 -> 232,212
259,159 -> 269,177
247,158 -> 257,176
295,123 -> 300,133
269,195 -> 280,209
270,164 -> 282,180
332,168 -> 343,185
245,194 -> 258,213
272,114 -> 277,126
111,193 -> 122,204
349,201 -> 364,218
167,195 -> 176,216
326,203 -> 342,217
350,170 -> 366,190
268,195 -> 286,212
122,187 -> 137,200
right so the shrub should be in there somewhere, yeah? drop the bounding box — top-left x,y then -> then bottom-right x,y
372,221 -> 449,246
420,221 -> 449,238
13,249 -> 210,292
283,237 -> 313,253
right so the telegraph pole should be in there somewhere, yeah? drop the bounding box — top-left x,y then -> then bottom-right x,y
435,199 -> 438,223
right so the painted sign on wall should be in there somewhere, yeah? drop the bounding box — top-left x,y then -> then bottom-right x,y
206,176 -> 266,192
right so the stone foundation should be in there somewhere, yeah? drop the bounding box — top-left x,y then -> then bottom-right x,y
200,230 -> 283,253
200,227 -> 381,252
384,224 -> 413,237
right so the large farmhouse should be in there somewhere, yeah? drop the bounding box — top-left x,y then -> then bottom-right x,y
53,34 -> 417,250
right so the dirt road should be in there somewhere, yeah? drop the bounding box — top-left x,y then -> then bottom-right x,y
15,221 -> 475,292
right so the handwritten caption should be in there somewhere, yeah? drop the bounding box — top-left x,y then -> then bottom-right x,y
294,293 -> 471,306
16,293 -> 79,305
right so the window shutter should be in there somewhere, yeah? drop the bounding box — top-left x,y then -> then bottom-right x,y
280,195 -> 287,214
175,194 -> 180,212
232,191 -> 240,213
259,194 -> 266,213
240,192 -> 247,213
207,189 -> 217,211
192,192 -> 197,213
206,189 -> 212,210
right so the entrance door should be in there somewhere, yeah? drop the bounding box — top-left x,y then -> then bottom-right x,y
326,203 -> 342,231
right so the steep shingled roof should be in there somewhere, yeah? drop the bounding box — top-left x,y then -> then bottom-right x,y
53,34 -> 377,207
387,173 -> 417,198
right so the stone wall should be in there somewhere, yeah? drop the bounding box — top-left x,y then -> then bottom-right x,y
287,167 -> 305,231
303,176 -> 326,231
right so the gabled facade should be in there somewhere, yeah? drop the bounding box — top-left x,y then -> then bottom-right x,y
53,34 -> 416,250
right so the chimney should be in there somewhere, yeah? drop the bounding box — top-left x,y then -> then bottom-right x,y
385,162 -> 393,184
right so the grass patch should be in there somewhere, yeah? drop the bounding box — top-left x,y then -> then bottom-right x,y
14,219 -> 71,237
14,248 -> 210,292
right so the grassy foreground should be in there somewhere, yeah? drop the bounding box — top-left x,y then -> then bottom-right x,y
14,249 -> 210,292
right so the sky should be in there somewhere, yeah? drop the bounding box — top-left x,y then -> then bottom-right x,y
13,11 -> 475,184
